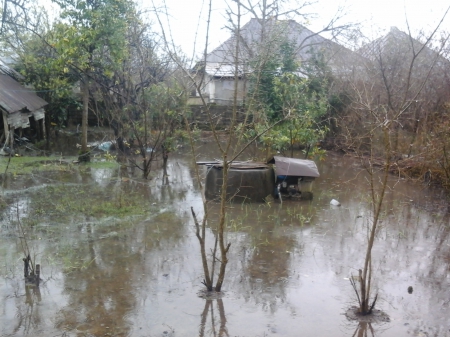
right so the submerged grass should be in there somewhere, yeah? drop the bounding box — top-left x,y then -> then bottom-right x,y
1,177 -> 156,275
0,155 -> 120,175
2,183 -> 151,238
28,183 -> 149,221
0,156 -> 72,174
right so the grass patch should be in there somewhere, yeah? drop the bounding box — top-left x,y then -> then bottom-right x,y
16,183 -> 151,226
0,156 -> 73,174
85,160 -> 120,169
0,155 -> 120,175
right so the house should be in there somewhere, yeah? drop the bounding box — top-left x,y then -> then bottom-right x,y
357,27 -> 445,62
355,27 -> 450,133
189,63 -> 247,106
190,18 -> 361,106
357,26 -> 450,84
0,59 -> 48,147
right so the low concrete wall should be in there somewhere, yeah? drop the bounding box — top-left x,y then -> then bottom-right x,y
188,105 -> 251,130
68,104 -> 250,130
205,167 -> 275,202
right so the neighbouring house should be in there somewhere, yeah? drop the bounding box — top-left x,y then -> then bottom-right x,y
0,59 -> 48,147
190,18 -> 362,106
355,26 -> 450,134
357,27 -> 448,63
189,63 -> 247,106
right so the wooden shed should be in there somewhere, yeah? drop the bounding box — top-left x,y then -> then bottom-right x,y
0,63 -> 48,147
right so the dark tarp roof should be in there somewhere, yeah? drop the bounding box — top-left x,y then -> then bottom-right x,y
0,74 -> 47,114
197,160 -> 269,170
268,156 -> 320,178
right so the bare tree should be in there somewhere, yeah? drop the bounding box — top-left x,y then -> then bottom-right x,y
152,0 -> 353,293
90,15 -> 179,179
339,12 -> 450,315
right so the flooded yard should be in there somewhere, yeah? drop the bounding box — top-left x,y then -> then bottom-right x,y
1,142 -> 450,337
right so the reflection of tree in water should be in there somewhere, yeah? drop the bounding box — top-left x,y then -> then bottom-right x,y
10,285 -> 42,335
222,203 -> 304,314
241,233 -> 299,313
163,160 -> 170,186
363,191 -> 450,337
199,299 -> 229,337
147,156 -> 196,204
343,318 -> 392,337
55,224 -> 136,336
410,212 -> 450,337
54,207 -> 188,336
351,322 -> 375,337
247,233 -> 296,282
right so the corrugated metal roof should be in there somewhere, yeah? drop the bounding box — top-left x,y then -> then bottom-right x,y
203,62 -> 308,79
0,74 -> 47,114
0,58 -> 24,80
204,63 -> 247,78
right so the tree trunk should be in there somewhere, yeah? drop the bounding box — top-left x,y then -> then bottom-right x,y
192,207 -> 213,291
359,125 -> 391,315
80,73 -> 90,161
214,161 -> 230,292
81,75 -> 88,151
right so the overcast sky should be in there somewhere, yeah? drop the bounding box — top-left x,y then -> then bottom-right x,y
145,0 -> 450,62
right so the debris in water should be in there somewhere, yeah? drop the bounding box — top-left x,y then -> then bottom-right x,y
0,146 -> 14,156
330,199 -> 341,206
98,141 -> 114,151
99,231 -> 119,239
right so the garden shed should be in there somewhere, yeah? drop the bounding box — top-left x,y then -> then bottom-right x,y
201,160 -> 275,202
200,156 -> 320,202
268,156 -> 320,199
0,62 -> 48,147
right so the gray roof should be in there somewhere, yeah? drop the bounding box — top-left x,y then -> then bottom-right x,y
0,58 -> 24,81
205,18 -> 358,68
0,74 -> 47,114
357,27 -> 449,64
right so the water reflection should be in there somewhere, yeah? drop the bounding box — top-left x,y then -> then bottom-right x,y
50,207 -> 190,336
55,223 -> 135,336
2,151 -> 450,336
351,322 -> 375,337
0,276 -> 47,337
90,166 -> 116,186
199,299 -> 229,337
22,285 -> 42,333
4,197 -> 31,222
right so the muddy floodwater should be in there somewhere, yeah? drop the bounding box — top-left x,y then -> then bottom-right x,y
1,140 -> 450,337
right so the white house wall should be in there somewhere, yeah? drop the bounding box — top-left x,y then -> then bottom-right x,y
191,73 -> 246,106
207,80 -> 216,102
209,78 -> 246,105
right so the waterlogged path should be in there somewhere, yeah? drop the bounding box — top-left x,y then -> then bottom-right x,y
1,147 -> 449,337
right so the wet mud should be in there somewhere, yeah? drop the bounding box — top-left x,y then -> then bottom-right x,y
1,137 -> 450,337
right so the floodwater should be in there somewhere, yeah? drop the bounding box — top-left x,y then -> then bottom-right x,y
1,139 -> 450,337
